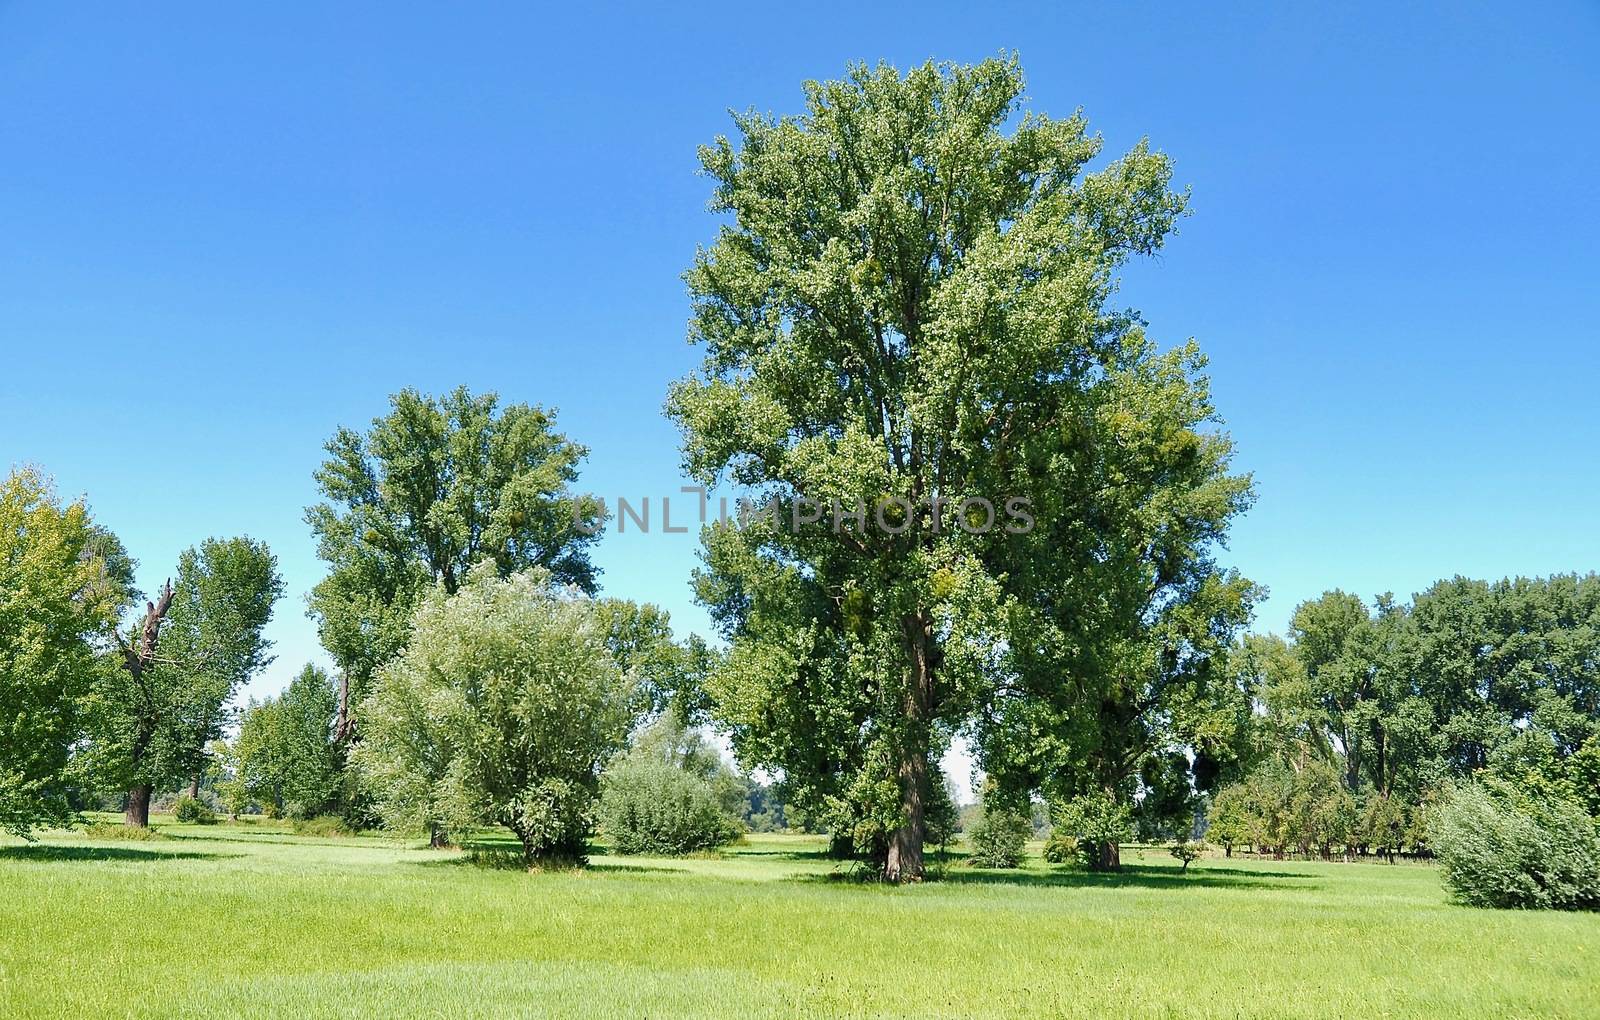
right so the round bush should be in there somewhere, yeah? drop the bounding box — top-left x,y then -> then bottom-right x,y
600,755 -> 741,856
172,794 -> 217,824
1431,780 -> 1600,910
968,806 -> 1030,868
1041,830 -> 1078,865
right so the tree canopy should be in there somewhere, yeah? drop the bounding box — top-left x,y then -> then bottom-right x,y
307,386 -> 604,740
83,536 -> 282,826
0,469 -> 125,836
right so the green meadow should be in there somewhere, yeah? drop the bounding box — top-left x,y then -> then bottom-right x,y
3,820 -> 1596,1019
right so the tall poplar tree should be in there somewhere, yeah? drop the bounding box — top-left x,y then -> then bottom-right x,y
669,56 -> 1251,880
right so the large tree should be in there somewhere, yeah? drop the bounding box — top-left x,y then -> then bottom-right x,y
307,386 -> 604,741
84,536 -> 282,826
974,342 -> 1257,866
0,469 -> 126,836
669,56 -> 1247,879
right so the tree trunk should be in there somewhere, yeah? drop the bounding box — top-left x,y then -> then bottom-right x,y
188,774 -> 201,800
115,581 -> 174,830
885,748 -> 927,883
125,784 -> 152,828
884,614 -> 935,883
1095,840 -> 1121,871
334,672 -> 353,744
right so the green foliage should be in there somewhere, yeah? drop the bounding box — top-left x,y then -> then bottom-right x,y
599,758 -> 741,856
235,664 -> 342,818
1357,792 -> 1411,857
0,469 -> 126,837
1204,762 -> 1358,859
669,54 -> 1248,882
171,795 -> 217,824
306,386 -> 604,731
1041,830 -> 1078,865
1052,792 -> 1135,870
1430,780 -> 1600,911
599,715 -> 744,855
353,564 -> 635,862
967,803 -> 1030,868
1252,575 -> 1600,820
1204,784 -> 1252,854
81,536 -> 282,809
81,820 -> 165,841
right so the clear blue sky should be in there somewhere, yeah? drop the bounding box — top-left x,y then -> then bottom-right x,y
4,1 -> 1598,712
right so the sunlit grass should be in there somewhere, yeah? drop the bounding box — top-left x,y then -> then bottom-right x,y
2,819 -> 1596,1018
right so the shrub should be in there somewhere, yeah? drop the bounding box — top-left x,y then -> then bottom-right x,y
1431,780 -> 1600,910
1041,830 -> 1078,865
354,565 -> 634,864
600,754 -> 742,856
172,795 -> 218,824
291,815 -> 356,838
967,805 -> 1030,868
82,821 -> 165,841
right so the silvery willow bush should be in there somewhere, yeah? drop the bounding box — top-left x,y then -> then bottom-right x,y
1431,779 -> 1600,910
599,752 -> 742,856
353,564 -> 634,863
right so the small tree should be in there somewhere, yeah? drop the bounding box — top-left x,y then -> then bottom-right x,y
353,564 -> 634,864
1170,841 -> 1204,873
1205,785 -> 1252,857
599,715 -> 743,855
236,665 -> 342,818
1053,791 -> 1135,871
599,757 -> 741,856
968,798 -> 1031,869
1359,793 -> 1411,863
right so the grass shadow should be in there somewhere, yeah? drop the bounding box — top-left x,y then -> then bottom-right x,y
732,845 -> 838,862
407,854 -> 683,877
788,862 -> 1318,892
936,863 -> 1319,892
0,844 -> 236,863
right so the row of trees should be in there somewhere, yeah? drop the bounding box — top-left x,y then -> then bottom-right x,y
1,468 -> 283,835
1199,579 -> 1600,863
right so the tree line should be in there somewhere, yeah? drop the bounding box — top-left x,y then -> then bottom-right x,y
1198,581 -> 1600,866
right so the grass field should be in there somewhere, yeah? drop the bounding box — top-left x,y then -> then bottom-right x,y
2,818 -> 1596,1019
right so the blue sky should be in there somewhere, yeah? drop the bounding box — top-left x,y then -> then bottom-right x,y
3,1 -> 1598,720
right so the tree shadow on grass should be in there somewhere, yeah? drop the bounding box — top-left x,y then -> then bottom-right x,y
934,863 -> 1319,892
732,845 -> 837,862
790,862 -> 1318,893
407,854 -> 683,878
0,844 -> 236,864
